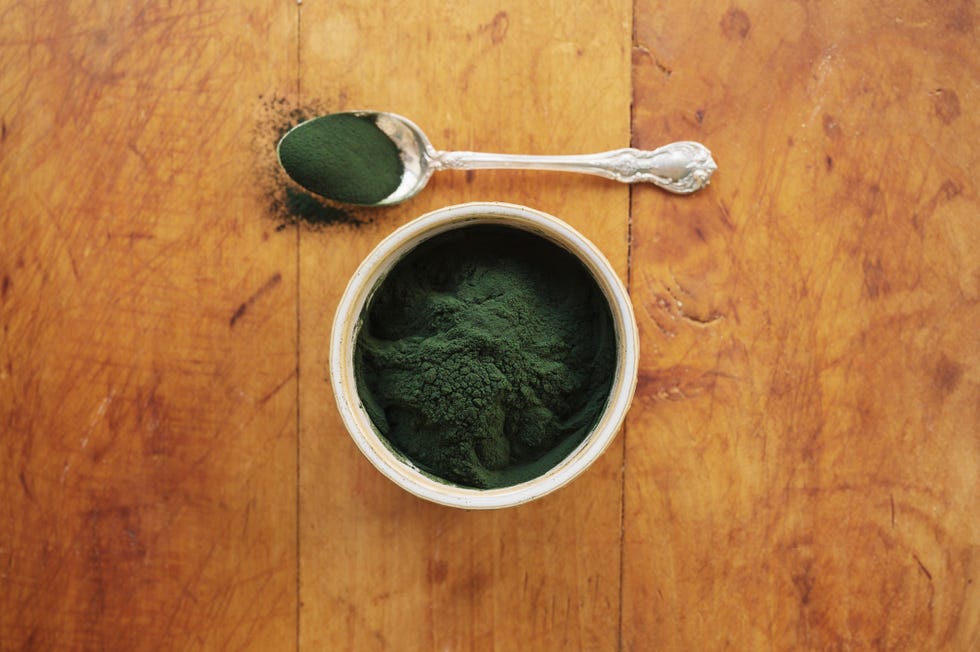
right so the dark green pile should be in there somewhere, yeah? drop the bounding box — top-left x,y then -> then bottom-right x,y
354,226 -> 617,488
277,113 -> 403,205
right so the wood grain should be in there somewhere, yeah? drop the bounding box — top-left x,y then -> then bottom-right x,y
0,2 -> 298,649
625,0 -> 978,649
295,1 -> 631,650
2,0 -> 976,650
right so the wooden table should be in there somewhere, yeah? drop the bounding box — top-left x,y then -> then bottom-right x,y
1,1 -> 976,649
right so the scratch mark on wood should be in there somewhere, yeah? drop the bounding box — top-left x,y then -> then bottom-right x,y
667,268 -> 693,297
230,272 -> 282,327
913,554 -> 933,582
127,141 -> 149,168
717,200 -> 736,231
862,257 -> 889,299
637,365 -> 728,401
792,562 -> 814,605
931,88 -> 961,124
242,498 -> 253,538
127,232 -> 154,245
257,370 -> 296,406
658,276 -> 724,327
632,43 -> 672,78
937,178 -> 962,201
649,312 -> 675,338
19,469 -> 34,501
479,11 -> 509,44
680,310 -> 724,326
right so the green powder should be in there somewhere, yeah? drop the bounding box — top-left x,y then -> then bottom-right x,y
277,113 -> 404,205
354,226 -> 617,489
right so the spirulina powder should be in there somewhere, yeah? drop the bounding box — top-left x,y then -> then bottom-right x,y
354,226 -> 617,489
277,113 -> 403,205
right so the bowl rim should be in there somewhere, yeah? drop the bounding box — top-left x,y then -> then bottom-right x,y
329,202 -> 639,509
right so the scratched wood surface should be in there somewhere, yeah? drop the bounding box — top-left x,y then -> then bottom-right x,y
625,0 -> 979,650
2,0 -> 977,651
0,2 -> 299,649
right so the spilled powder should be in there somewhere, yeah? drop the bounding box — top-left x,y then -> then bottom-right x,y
255,95 -> 369,229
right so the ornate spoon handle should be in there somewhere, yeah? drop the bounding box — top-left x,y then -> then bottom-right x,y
430,141 -> 716,194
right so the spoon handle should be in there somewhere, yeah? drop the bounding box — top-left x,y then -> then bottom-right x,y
430,141 -> 716,194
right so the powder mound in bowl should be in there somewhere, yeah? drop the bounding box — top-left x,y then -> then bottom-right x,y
354,225 -> 617,489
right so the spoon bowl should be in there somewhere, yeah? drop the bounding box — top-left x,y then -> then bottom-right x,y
277,111 -> 718,206
368,112 -> 438,206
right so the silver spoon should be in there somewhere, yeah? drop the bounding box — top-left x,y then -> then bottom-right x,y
278,111 -> 717,206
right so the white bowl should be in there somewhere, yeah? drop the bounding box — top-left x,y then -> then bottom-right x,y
330,202 -> 639,509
